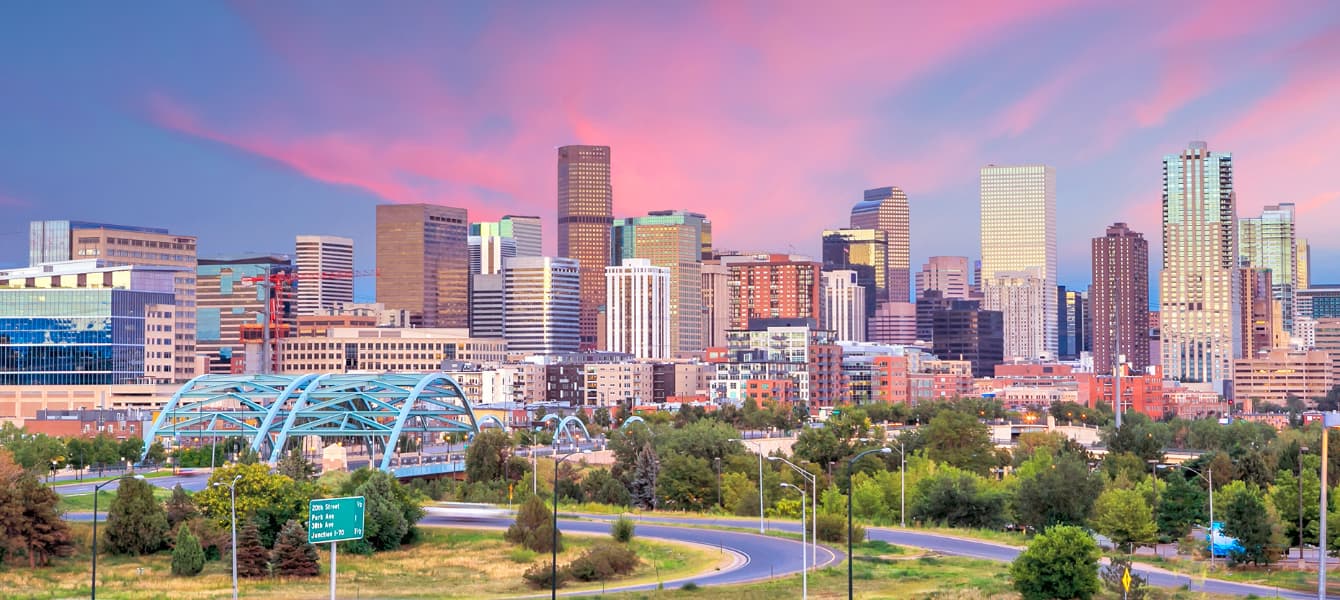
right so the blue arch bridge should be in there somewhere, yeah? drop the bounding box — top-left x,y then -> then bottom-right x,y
140,372 -> 501,478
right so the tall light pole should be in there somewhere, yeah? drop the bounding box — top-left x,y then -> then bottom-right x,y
1299,444 -> 1309,567
1317,412 -> 1340,600
894,439 -> 907,528
731,438 -> 766,534
846,447 -> 891,600
768,455 -> 817,567
780,483 -> 807,600
213,474 -> 243,600
552,450 -> 589,600
1161,464 -> 1213,569
92,475 -> 144,599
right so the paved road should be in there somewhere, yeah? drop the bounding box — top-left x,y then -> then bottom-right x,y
52,471 -> 209,495
422,509 -> 840,594
610,515 -> 1314,599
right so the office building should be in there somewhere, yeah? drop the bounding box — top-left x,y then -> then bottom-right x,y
822,228 -> 887,315
1241,267 -> 1276,356
605,259 -> 671,359
1297,239 -> 1311,290
612,211 -> 709,355
1091,222 -> 1150,371
701,259 -> 730,348
916,290 -> 955,343
376,204 -> 469,328
469,273 -> 504,339
557,145 -> 613,349
314,302 -> 411,328
867,301 -> 917,345
1315,318 -> 1340,380
294,235 -> 354,316
1232,348 -> 1333,406
196,256 -> 294,374
468,227 -> 515,276
1159,141 -> 1241,391
504,215 -> 543,258
724,254 -> 820,330
917,256 -> 971,301
584,362 -> 655,407
1297,285 -> 1340,321
1239,203 -> 1297,332
274,328 -> 506,374
1058,287 -> 1091,361
850,187 -> 911,302
980,164 -> 1058,357
0,260 -> 176,385
504,257 -> 580,354
931,300 -> 1005,378
821,270 -> 866,342
984,270 -> 1050,361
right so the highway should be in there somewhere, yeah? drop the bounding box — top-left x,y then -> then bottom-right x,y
52,471 -> 209,495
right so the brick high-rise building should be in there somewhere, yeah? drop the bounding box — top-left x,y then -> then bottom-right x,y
375,204 -> 469,328
557,145 -> 613,349
1240,267 -> 1276,356
1091,222 -> 1149,372
723,254 -> 820,330
850,187 -> 910,302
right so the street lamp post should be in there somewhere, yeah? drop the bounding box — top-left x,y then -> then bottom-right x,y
730,438 -> 766,534
212,475 -> 243,600
551,450 -> 589,600
1318,412 -> 1340,600
780,483 -> 807,600
846,447 -> 891,600
895,439 -> 907,528
1299,445 -> 1309,567
768,455 -> 817,567
92,475 -> 144,599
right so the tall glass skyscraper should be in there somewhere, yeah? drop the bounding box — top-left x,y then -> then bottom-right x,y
557,145 -> 612,349
822,228 -> 888,316
1239,203 -> 1297,333
1160,141 -> 1240,391
850,187 -> 910,302
375,204 -> 469,328
980,164 -> 1058,359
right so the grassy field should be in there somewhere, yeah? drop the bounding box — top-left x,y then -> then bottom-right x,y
1126,554 -> 1340,595
58,486 -> 173,513
0,525 -> 719,599
51,469 -> 174,485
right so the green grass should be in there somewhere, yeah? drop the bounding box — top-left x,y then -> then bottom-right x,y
58,486 -> 173,513
1126,554 -> 1339,595
51,469 -> 174,485
906,525 -> 1030,546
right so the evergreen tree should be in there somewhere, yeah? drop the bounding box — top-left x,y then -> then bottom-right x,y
1156,473 -> 1206,539
104,475 -> 170,555
465,430 -> 513,484
1011,525 -> 1101,600
235,522 -> 269,578
505,496 -> 561,553
164,484 -> 198,530
0,454 -> 74,567
346,471 -> 409,553
1223,486 -> 1283,567
276,447 -> 315,482
170,524 -> 205,576
271,520 -> 320,577
629,442 -> 659,510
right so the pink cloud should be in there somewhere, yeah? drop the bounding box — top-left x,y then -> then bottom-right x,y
0,192 -> 28,208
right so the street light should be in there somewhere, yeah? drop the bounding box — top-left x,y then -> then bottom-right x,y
212,474 -> 243,600
92,475 -> 144,599
768,455 -> 817,567
551,450 -> 589,600
1316,411 -> 1340,600
1159,464 -> 1213,569
846,447 -> 891,600
1299,445 -> 1309,568
780,483 -> 807,600
893,439 -> 907,528
730,438 -> 766,534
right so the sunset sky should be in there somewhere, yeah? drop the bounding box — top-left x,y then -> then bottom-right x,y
2,1 -> 1338,299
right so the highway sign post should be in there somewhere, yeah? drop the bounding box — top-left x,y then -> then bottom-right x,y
309,496 -> 365,600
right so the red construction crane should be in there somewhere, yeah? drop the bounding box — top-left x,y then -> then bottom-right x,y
239,268 -> 380,373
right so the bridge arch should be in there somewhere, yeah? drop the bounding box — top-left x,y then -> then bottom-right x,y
541,413 -> 592,444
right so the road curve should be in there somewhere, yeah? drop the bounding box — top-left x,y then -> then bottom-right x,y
422,509 -> 841,595
600,515 -> 1313,600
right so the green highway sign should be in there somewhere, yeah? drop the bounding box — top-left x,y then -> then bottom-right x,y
308,496 -> 365,544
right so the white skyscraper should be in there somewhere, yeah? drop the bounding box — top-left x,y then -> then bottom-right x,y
1160,141 -> 1241,391
980,164 -> 1057,359
606,259 -> 671,359
822,270 -> 867,342
294,235 -> 354,315
503,256 -> 580,353
984,270 -> 1049,361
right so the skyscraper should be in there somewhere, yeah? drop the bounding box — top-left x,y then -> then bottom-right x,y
821,270 -> 866,342
701,259 -> 730,348
1057,287 -> 1090,361
504,257 -> 580,354
1240,267 -> 1275,356
983,270 -> 1049,361
294,235 -> 354,315
606,259 -> 671,359
557,145 -> 613,349
503,215 -> 544,258
723,254 -> 820,330
1297,238 -> 1311,290
850,186 -> 911,302
1160,141 -> 1241,391
1239,203 -> 1297,333
375,204 -> 469,328
822,228 -> 887,315
931,300 -> 1004,378
980,165 -> 1057,359
197,255 -> 295,374
468,223 -> 517,276
1091,222 -> 1149,371
917,256 -> 971,300
612,211 -> 708,355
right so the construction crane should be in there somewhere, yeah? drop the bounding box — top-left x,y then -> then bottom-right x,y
239,269 -> 380,374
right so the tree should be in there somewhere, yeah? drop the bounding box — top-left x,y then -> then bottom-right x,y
465,429 -> 514,484
276,447 -> 315,482
165,484 -> 198,530
629,442 -> 659,510
657,454 -> 714,511
506,496 -> 561,553
1011,525 -> 1102,600
1268,461 -> 1321,553
909,466 -> 1007,529
145,441 -> 167,466
593,407 -> 612,428
344,471 -> 411,553
1156,473 -> 1206,539
195,463 -> 313,547
170,524 -> 205,576
0,450 -> 74,567
925,410 -> 996,475
235,522 -> 270,578
1222,485 -> 1283,567
104,475 -> 170,555
270,520 -> 320,577
1013,453 -> 1103,531
612,515 -> 635,543
1102,413 -> 1169,463
1091,487 -> 1157,553
118,438 -> 145,466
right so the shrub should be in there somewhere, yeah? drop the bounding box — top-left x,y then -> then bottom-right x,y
1011,525 -> 1101,600
523,562 -> 569,589
508,547 -> 538,563
681,582 -> 700,591
170,524 -> 204,576
565,542 -> 640,582
815,513 -> 865,543
612,516 -> 635,543
507,496 -> 561,553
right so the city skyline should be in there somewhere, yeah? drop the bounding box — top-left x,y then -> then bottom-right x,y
2,3 -> 1339,300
